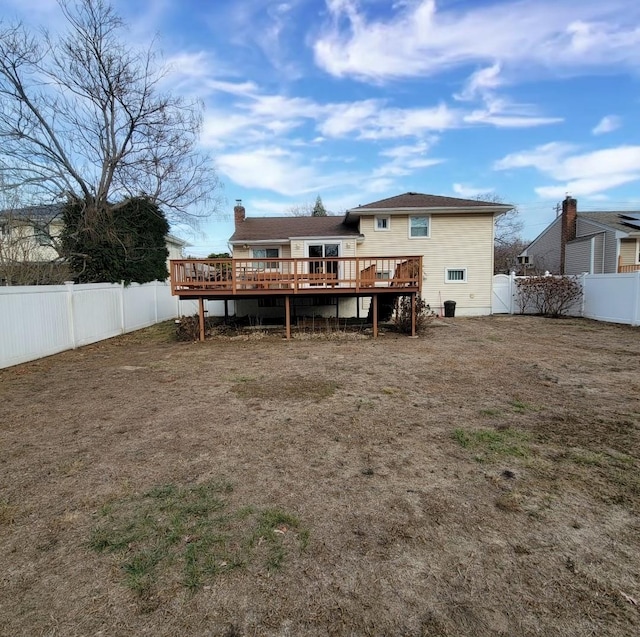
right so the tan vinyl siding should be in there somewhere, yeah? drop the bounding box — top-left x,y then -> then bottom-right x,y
358,213 -> 495,315
566,237 -> 593,274
0,219 -> 62,263
525,217 -> 561,273
291,239 -> 355,259
232,243 -> 292,259
619,239 -> 638,267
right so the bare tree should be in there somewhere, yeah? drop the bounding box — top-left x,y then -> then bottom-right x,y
0,0 -> 219,229
287,196 -> 333,217
287,202 -> 315,217
474,193 -> 526,273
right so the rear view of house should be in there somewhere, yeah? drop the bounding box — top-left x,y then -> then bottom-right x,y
171,192 -> 512,328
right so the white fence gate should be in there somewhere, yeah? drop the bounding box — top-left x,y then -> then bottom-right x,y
491,274 -> 514,314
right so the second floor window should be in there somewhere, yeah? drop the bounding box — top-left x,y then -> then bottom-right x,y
409,215 -> 429,238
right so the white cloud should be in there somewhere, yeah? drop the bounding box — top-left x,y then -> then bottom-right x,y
592,115 -> 622,135
494,142 -> 578,172
452,183 -> 494,198
217,147 -> 326,195
455,63 -> 503,101
535,174 -> 639,199
455,65 -> 561,128
464,110 -> 562,128
313,0 -> 640,82
496,142 -> 640,198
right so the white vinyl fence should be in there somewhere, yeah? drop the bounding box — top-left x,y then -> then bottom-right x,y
492,272 -> 640,326
0,282 -> 232,369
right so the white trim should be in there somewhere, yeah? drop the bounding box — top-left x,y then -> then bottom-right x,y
346,205 -> 511,218
304,240 -> 342,278
374,215 -> 391,231
251,246 -> 280,270
408,214 -> 430,239
445,267 -> 467,283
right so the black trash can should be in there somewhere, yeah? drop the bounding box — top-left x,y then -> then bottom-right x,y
443,300 -> 456,318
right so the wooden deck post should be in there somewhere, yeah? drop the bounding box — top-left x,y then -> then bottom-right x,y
198,297 -> 205,342
285,295 -> 291,339
224,299 -> 229,323
411,293 -> 416,337
372,294 -> 378,338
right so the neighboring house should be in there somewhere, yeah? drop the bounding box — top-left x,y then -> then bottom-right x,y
228,192 -> 512,318
0,203 -> 186,283
520,197 -> 640,275
165,234 -> 188,269
0,204 -> 64,262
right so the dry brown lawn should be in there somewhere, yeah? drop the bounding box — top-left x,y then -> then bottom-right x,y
1,316 -> 639,636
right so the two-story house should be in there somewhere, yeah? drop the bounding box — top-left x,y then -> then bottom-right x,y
170,192 -> 512,337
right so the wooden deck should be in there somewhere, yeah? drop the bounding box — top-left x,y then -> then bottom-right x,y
170,257 -> 423,340
618,264 -> 640,273
170,256 -> 422,298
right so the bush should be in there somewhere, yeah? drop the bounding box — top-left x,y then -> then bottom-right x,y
515,276 -> 583,317
394,295 -> 436,334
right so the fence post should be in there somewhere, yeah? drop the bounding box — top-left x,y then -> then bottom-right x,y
154,281 -> 158,324
510,272 -> 516,314
120,280 -> 126,334
65,281 -> 76,349
580,273 -> 587,318
633,271 -> 640,327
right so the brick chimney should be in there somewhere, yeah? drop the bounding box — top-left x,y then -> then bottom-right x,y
234,199 -> 245,227
560,196 -> 577,274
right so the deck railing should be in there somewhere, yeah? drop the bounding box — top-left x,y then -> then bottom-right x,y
618,264 -> 640,273
170,256 -> 423,295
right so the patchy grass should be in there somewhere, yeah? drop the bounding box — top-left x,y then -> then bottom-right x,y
89,481 -> 307,597
1,315 -> 639,636
510,399 -> 539,413
452,427 -> 531,460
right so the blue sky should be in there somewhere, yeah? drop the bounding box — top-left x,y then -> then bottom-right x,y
3,0 -> 640,254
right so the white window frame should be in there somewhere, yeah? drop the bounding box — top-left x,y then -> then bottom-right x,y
408,215 -> 430,239
251,246 -> 280,270
445,267 -> 467,283
375,215 -> 390,231
303,240 -> 342,283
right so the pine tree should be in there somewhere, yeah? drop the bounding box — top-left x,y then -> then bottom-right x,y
62,197 -> 169,284
312,196 -> 328,217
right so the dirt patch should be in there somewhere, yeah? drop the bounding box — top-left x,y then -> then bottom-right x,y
1,316 -> 639,636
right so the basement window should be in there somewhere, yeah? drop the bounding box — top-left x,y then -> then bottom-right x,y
445,268 -> 467,283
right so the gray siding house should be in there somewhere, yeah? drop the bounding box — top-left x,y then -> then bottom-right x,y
520,197 -> 640,274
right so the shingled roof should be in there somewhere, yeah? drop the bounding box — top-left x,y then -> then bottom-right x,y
577,211 -> 640,235
230,215 -> 361,243
0,203 -> 64,222
348,192 -> 512,211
